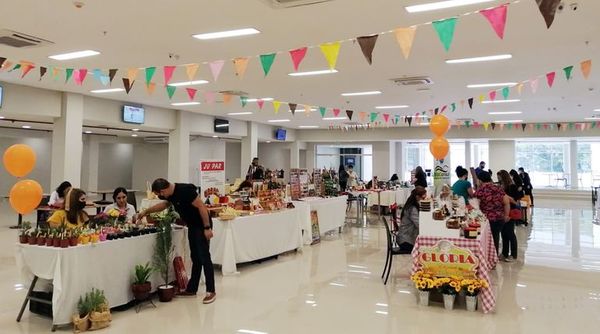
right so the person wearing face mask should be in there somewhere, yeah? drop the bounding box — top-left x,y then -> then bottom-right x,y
47,188 -> 90,229
395,186 -> 428,252
103,187 -> 136,221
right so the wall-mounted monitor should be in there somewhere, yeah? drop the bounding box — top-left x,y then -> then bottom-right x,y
122,105 -> 144,124
214,118 -> 229,133
275,128 -> 286,141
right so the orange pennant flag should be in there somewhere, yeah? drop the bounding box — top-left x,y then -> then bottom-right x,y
394,27 -> 417,59
233,57 -> 250,78
146,82 -> 156,95
20,61 -> 35,78
222,93 -> 233,104
304,105 -> 312,117
52,67 -> 61,80
581,59 -> 592,79
517,83 -> 524,95
127,68 -> 139,82
2,61 -> 13,71
185,63 -> 200,81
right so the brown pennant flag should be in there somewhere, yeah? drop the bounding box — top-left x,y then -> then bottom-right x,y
109,69 -> 118,85
39,67 -> 47,80
122,78 -> 134,94
346,110 -> 354,120
536,0 -> 561,29
356,35 -> 379,65
289,103 -> 297,115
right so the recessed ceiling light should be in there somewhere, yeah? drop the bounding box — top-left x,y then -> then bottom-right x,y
420,122 -> 431,126
488,111 -> 523,115
237,330 -> 268,334
227,112 -> 253,116
341,91 -> 382,97
171,102 -> 201,106
482,99 -> 521,104
322,117 -> 347,121
131,134 -> 138,137
467,83 -> 518,88
168,80 -> 209,87
90,88 -> 125,94
405,0 -> 495,13
246,98 -> 273,102
0,116 -> 5,119
299,125 -> 320,129
288,69 -> 338,77
193,28 -> 260,40
266,141 -> 271,143
267,119 -> 290,123
132,128 -> 140,131
594,109 -> 600,112
494,120 -> 523,123
21,125 -> 31,129
212,135 -> 219,138
84,130 -> 93,134
585,117 -> 599,120
49,50 -> 100,60
446,54 -> 512,64
375,105 -> 409,109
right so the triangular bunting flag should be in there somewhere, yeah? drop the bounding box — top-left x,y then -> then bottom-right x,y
20,62 -> 35,78
240,96 -> 248,107
483,122 -> 490,131
441,105 -> 447,113
74,69 -> 88,85
489,91 -> 497,101
521,123 -> 527,131
2,61 -> 14,71
39,66 -> 47,80
581,60 -> 592,79
479,95 -> 485,103
52,67 -> 61,81
222,93 -> 233,104
273,100 -> 281,114
319,42 -> 342,70
163,66 -> 176,86
145,67 -> 156,86
166,85 -> 176,99
357,35 -> 379,65
127,68 -> 139,82
480,4 -> 508,39
10,63 -> 21,72
209,60 -> 225,81
93,69 -> 102,83
0,57 -> 6,69
517,83 -> 524,95
468,98 -> 474,109
491,122 -> 496,130
304,105 -> 312,117
333,108 -> 341,117
451,103 -> 456,112
185,63 -> 199,81
319,107 -> 327,118
146,82 -> 156,95
536,0 -> 562,29
394,27 -> 417,59
346,110 -> 354,120
358,112 -> 367,122
406,116 -> 413,126
499,123 -> 505,130
109,69 -> 118,85
546,72 -> 556,87
370,112 -> 378,123
289,47 -> 308,71
507,123 -> 513,130
530,79 -> 539,93
65,68 -> 74,83
432,18 -> 458,51
383,113 -> 390,123
204,91 -> 216,104
260,53 -> 277,76
289,103 -> 298,115
123,78 -> 134,94
502,87 -> 510,99
257,99 -> 265,110
563,65 -> 574,80
186,88 -> 197,101
556,123 -> 562,130
100,74 -> 110,86
233,57 -> 250,78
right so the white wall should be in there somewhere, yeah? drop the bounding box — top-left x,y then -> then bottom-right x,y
372,141 -> 394,180
225,142 -> 242,182
0,82 -> 61,120
83,96 -> 177,130
489,140 -> 516,174
97,143 -> 134,190
258,143 -> 290,177
132,143 -> 168,192
189,137 -> 226,185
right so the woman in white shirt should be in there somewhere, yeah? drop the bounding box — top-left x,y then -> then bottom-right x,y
347,165 -> 359,189
103,187 -> 136,221
48,181 -> 72,208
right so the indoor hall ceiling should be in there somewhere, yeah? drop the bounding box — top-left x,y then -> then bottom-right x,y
0,0 -> 599,130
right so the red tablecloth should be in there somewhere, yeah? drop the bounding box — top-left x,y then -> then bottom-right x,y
411,222 -> 499,313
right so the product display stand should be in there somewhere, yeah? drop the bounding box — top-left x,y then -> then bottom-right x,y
135,296 -> 156,313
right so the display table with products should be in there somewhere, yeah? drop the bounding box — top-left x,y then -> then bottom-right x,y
210,208 -> 303,275
366,188 -> 413,207
411,211 -> 498,313
15,229 -> 189,326
293,196 -> 348,245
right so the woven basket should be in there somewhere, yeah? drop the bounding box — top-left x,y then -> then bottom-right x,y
72,314 -> 90,333
89,308 -> 111,331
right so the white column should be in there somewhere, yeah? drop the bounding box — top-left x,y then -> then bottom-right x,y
168,110 -> 191,183
488,140 -> 515,174
51,92 -> 84,188
570,140 -> 578,189
395,142 -> 404,178
241,122 -> 258,177
290,141 -> 301,168
465,140 -> 472,169
306,143 -> 316,171
87,135 -> 100,192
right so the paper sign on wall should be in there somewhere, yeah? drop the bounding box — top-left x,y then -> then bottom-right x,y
200,160 -> 225,197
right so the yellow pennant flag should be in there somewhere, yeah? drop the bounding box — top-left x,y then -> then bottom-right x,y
483,122 -> 490,131
273,100 -> 281,114
319,42 -> 341,70
146,82 -> 156,95
394,27 -> 417,59
479,94 -> 486,103
517,83 -> 524,95
222,93 -> 233,104
233,57 -> 250,78
127,68 -> 139,82
185,63 -> 199,81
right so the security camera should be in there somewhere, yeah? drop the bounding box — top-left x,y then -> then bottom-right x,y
557,2 -> 564,12
570,2 -> 578,11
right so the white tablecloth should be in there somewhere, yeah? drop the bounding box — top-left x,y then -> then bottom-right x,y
15,229 -> 189,325
367,189 -> 412,207
293,196 -> 348,245
210,208 -> 303,275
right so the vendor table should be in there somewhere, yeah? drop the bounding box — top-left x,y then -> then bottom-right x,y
366,188 -> 413,207
411,213 -> 498,313
293,196 -> 348,245
210,208 -> 303,275
15,229 -> 189,327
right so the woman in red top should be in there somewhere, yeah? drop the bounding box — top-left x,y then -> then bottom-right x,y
475,171 -> 511,255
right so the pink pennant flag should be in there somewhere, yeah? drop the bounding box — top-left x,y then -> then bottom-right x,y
480,4 -> 508,39
186,88 -> 197,101
383,113 -> 390,123
289,47 -> 308,71
530,79 -> 539,93
544,124 -> 549,130
489,91 -> 497,101
209,60 -> 225,82
163,66 -> 176,86
499,123 -> 505,131
257,99 -> 265,110
333,108 -> 341,117
73,69 -> 85,85
546,72 -> 556,88
204,91 -> 216,104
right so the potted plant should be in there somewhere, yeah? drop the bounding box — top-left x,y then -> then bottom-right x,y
435,276 -> 462,310
460,278 -> 489,312
19,222 -> 31,244
46,229 -> 55,247
37,230 -> 47,246
410,271 -> 436,306
131,262 -> 153,302
152,207 -> 179,302
75,288 -> 111,331
28,228 -> 39,245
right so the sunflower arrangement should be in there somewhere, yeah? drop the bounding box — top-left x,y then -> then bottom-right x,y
434,276 -> 462,295
410,271 -> 436,291
460,278 -> 489,296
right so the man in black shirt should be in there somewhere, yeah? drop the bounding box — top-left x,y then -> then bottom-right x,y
138,178 -> 216,304
518,167 -> 534,207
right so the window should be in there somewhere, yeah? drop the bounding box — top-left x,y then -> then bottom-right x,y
470,142 -> 489,169
315,145 -> 373,182
577,141 -> 600,188
449,142 -> 466,184
516,141 -> 570,187
404,143 -> 433,182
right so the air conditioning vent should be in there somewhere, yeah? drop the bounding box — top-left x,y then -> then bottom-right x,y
260,0 -> 333,8
0,29 -> 53,48
144,136 -> 168,144
391,76 -> 434,86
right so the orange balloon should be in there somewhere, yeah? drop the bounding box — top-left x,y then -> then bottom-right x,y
429,115 -> 450,137
429,137 -> 449,160
3,144 -> 36,177
9,179 -> 43,215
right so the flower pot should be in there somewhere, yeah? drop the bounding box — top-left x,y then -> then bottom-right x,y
99,233 -> 107,241
60,239 -> 69,248
443,294 -> 456,310
132,282 -> 152,301
157,284 -> 175,302
69,237 -> 78,247
37,237 -> 46,246
466,295 -> 478,312
53,237 -> 60,247
28,236 -> 37,245
80,235 -> 90,245
90,234 -> 100,244
46,238 -> 53,247
131,229 -> 140,237
19,235 -> 29,244
418,290 -> 430,306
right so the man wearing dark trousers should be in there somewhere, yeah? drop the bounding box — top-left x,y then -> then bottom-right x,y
518,167 -> 534,207
138,178 -> 216,304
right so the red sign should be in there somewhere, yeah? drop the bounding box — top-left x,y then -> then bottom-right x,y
201,161 -> 224,171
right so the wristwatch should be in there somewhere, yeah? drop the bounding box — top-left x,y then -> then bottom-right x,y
203,226 -> 212,230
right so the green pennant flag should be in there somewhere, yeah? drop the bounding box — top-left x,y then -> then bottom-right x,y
145,67 -> 156,86
166,85 -> 176,99
451,103 -> 456,112
241,96 -> 248,107
502,87 -> 510,99
536,123 -> 542,130
10,63 -> 21,72
563,65 -> 574,80
319,107 -> 327,118
507,123 -> 513,129
432,18 -> 458,51
260,53 -> 277,76
592,122 -> 597,129
569,122 -> 574,129
65,68 -> 74,83
465,121 -> 471,128
370,112 -> 378,123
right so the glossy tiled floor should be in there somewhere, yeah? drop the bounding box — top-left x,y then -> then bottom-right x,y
0,199 -> 599,333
